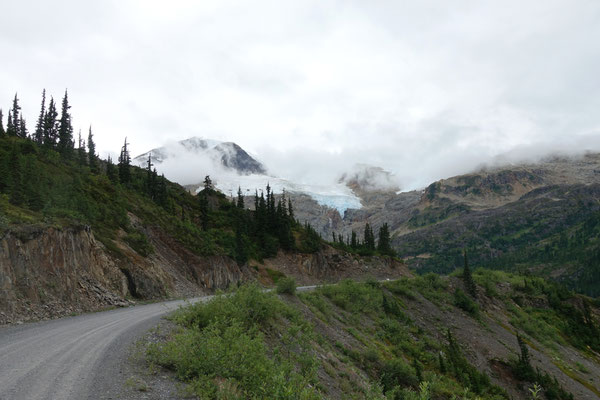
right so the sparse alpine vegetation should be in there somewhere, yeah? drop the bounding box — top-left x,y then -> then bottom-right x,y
146,272 -> 599,399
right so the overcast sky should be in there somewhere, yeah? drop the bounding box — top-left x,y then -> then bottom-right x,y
2,0 -> 600,189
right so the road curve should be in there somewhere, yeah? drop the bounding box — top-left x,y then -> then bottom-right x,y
0,298 -> 204,400
0,283 -> 345,400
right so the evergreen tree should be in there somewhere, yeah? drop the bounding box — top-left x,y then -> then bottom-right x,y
87,126 -> 97,172
57,90 -> 74,156
145,152 -> 154,197
351,231 -> 358,249
34,89 -> 46,144
203,175 -> 213,191
237,186 -> 244,209
364,223 -> 376,251
0,109 -> 4,137
288,197 -> 294,221
43,97 -> 58,147
118,137 -> 131,184
463,249 -> 478,298
6,109 -> 14,137
18,116 -> 28,139
155,172 -> 168,208
6,94 -> 20,136
377,223 -> 394,256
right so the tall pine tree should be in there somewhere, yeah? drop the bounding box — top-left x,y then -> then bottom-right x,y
34,89 -> 46,144
118,137 -> 131,184
0,109 -> 5,137
43,97 -> 58,147
87,126 -> 97,172
18,116 -> 28,139
57,90 -> 73,156
6,94 -> 20,136
237,186 -> 244,209
377,223 -> 394,256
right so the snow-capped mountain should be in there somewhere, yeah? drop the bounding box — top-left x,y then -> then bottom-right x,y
133,137 -> 266,175
133,137 -> 363,215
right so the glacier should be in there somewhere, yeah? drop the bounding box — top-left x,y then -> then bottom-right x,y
206,174 -> 363,215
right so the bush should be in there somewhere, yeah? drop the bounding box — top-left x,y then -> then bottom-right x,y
276,277 -> 296,295
124,230 -> 154,257
149,284 -> 321,399
453,288 -> 479,317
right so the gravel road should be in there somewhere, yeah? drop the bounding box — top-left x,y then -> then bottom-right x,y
0,298 -> 204,400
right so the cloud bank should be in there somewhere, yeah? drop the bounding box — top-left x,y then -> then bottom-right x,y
1,0 -> 600,189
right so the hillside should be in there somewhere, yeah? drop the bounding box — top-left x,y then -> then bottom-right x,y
0,135 -> 404,324
142,272 -> 600,399
286,154 -> 600,297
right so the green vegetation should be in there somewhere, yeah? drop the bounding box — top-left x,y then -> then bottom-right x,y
0,91 -> 330,267
276,277 -> 297,295
154,276 -> 595,399
398,185 -> 600,297
330,222 -> 397,258
148,284 -> 320,399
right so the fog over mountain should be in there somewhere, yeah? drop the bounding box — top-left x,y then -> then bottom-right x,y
2,1 -> 600,189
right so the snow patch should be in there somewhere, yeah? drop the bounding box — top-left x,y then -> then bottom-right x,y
203,173 -> 362,215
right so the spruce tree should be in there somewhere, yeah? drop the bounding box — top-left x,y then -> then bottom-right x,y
351,230 -> 358,248
43,97 -> 58,147
57,90 -> 74,156
87,126 -> 97,172
156,173 -> 168,208
18,116 -> 28,139
288,198 -> 294,221
377,223 -> 394,256
237,186 -> 244,209
6,94 -> 20,136
0,109 -> 5,137
364,223 -> 375,251
203,175 -> 213,191
34,89 -> 46,144
6,109 -> 14,136
118,137 -> 131,184
145,153 -> 154,198
463,249 -> 477,298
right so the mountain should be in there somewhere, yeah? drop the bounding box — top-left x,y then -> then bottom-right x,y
133,137 -> 267,175
291,153 -> 600,296
134,135 -> 600,296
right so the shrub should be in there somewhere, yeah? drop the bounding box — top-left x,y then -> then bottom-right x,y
124,229 -> 154,257
276,277 -> 296,295
453,288 -> 479,317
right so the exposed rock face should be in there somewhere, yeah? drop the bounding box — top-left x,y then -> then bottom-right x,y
260,246 -> 410,286
1,219 -> 403,324
0,222 -> 254,325
0,226 -> 128,324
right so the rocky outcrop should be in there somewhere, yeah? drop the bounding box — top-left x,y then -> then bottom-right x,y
0,222 -> 253,325
260,245 -> 410,286
0,219 -> 406,325
0,225 -> 129,324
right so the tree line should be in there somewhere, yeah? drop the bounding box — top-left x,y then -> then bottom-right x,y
330,222 -> 396,257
